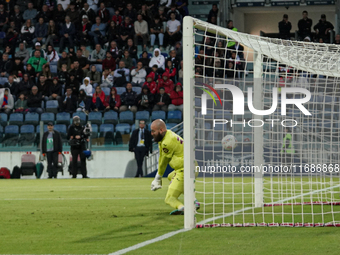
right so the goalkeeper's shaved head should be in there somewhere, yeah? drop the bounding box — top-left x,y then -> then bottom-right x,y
151,119 -> 167,142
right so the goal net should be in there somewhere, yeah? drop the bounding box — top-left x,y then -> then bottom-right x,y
183,17 -> 340,229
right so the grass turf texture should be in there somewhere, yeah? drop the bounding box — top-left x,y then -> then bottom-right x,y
1,178 -> 340,254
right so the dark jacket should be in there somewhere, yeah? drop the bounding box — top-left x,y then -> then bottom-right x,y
42,130 -> 63,153
67,124 -> 88,150
18,79 -> 33,96
60,22 -> 76,37
49,82 -> 62,96
129,128 -> 153,154
27,92 -> 42,108
154,92 -> 171,106
314,19 -> 334,38
59,94 -> 77,112
121,89 -> 137,107
0,59 -> 13,74
4,81 -> 19,97
136,85 -> 154,110
278,20 -> 292,39
298,18 -> 313,38
37,80 -> 52,97
119,21 -> 134,37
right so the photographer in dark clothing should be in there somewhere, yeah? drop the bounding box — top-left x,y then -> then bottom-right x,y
67,116 -> 89,178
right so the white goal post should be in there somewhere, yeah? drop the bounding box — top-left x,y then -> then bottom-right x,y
183,16 -> 340,229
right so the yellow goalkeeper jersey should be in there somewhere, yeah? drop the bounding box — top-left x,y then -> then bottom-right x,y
157,130 -> 184,176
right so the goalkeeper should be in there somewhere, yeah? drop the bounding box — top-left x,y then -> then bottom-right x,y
150,119 -> 199,215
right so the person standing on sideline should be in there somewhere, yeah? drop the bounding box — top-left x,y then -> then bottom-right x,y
67,116 -> 89,178
42,122 -> 63,179
129,120 -> 153,177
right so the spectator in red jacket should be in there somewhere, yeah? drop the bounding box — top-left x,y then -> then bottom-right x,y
105,87 -> 121,112
111,9 -> 123,26
168,82 -> 183,111
165,59 -> 177,83
143,73 -> 157,94
102,51 -> 116,72
92,86 -> 108,111
157,72 -> 174,94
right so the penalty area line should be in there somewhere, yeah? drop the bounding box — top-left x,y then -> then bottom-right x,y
108,228 -> 190,255
109,207 -> 249,255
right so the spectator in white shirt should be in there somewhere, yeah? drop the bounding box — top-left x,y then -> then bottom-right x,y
101,68 -> 113,88
165,12 -> 181,49
149,48 -> 165,70
79,77 -> 93,96
131,61 -> 147,87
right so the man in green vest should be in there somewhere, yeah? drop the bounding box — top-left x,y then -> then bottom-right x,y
281,127 -> 295,164
227,20 -> 238,48
27,50 -> 47,74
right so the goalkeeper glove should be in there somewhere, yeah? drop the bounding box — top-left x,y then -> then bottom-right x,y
151,173 -> 162,191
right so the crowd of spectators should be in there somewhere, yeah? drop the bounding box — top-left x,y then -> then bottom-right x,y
0,0 -> 192,116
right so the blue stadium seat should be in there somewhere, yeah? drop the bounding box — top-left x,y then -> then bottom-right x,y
88,111 -> 102,125
195,98 -> 201,106
135,110 -> 150,122
161,53 -> 168,58
24,112 -> 39,125
36,125 -> 48,133
3,125 -> 19,146
166,123 -> 177,129
91,124 -> 98,138
54,124 -> 67,135
5,125 -> 19,134
132,87 -> 141,94
46,100 -> 59,113
0,77 -> 8,85
56,112 -> 70,125
50,64 -> 57,74
20,124 -> 35,134
116,87 -> 126,95
95,64 -> 103,72
151,110 -> 166,121
72,112 -> 87,125
0,112 -> 7,126
115,123 -> 131,134
0,125 -> 3,142
103,111 -> 118,124
54,124 -> 68,143
119,111 -> 134,124
41,112 -> 55,124
99,124 -> 115,145
215,110 -> 231,120
9,113 -> 24,125
167,110 -> 182,123
100,124 -> 114,133
19,125 -> 35,146
102,87 -> 110,96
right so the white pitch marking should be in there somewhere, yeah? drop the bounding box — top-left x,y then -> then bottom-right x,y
108,228 -> 190,255
108,183 -> 340,254
1,197 -> 163,201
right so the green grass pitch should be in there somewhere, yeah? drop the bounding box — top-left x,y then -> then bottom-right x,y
1,178 -> 340,254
